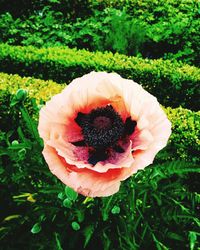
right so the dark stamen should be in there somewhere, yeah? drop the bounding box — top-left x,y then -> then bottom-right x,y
71,140 -> 86,146
124,117 -> 137,135
82,106 -> 124,149
75,112 -> 87,127
113,145 -> 125,153
88,149 -> 108,165
72,106 -> 136,165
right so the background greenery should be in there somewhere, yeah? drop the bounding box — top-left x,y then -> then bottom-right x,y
0,0 -> 199,66
0,0 -> 199,249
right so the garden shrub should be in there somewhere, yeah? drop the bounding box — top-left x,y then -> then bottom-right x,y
0,72 -> 199,164
0,72 -> 64,102
0,88 -> 199,250
0,44 -> 199,110
0,1 -> 199,66
0,0 -> 92,20
103,9 -> 147,55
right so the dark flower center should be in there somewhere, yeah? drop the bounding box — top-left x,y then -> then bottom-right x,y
93,116 -> 111,129
72,105 -> 137,165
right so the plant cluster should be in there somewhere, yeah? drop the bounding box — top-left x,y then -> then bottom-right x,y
0,0 -> 199,66
0,1 -> 199,247
0,44 -> 199,110
0,87 -> 199,250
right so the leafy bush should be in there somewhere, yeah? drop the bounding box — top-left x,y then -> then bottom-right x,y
0,1 -> 199,66
0,0 -> 92,20
94,1 -> 200,65
0,10 -> 73,47
0,72 -> 199,164
0,8 -> 147,55
0,72 -> 64,102
68,8 -> 147,56
0,44 -> 199,110
103,9 -> 146,55
0,89 -> 199,250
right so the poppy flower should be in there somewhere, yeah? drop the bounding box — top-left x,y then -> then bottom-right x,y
38,72 -> 171,197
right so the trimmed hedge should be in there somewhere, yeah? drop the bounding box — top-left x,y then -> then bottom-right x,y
0,72 -> 64,102
1,72 -> 199,163
0,44 -> 199,110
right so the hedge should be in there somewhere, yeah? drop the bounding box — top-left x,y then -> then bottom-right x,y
0,43 -> 199,110
0,72 -> 64,102
1,72 -> 199,163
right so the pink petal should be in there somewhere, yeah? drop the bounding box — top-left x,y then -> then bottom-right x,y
131,129 -> 154,151
43,145 -> 133,197
39,72 -> 172,197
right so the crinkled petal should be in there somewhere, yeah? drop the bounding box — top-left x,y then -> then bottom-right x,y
48,133 -> 134,173
39,72 -> 172,197
43,145 -> 133,197
131,129 -> 154,151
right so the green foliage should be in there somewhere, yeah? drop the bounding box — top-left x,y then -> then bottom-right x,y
31,223 -> 42,234
0,44 -> 199,110
0,2 -> 199,248
94,1 -> 200,66
67,8 -> 147,56
111,205 -> 120,214
0,0 -> 92,20
0,72 -> 65,102
0,89 -> 199,249
65,186 -> 78,201
71,221 -> 81,231
103,9 -> 146,55
162,107 -> 200,163
0,0 -> 199,65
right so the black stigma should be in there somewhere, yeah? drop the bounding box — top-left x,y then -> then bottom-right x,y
72,105 -> 137,165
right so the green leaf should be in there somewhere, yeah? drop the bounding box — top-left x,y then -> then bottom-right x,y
167,232 -> 184,241
57,192 -> 65,200
65,186 -> 78,201
111,205 -> 120,214
83,225 -> 95,248
31,223 -> 41,234
17,148 -> 26,158
54,232 -> 63,250
189,231 -> 198,250
3,214 -> 21,221
102,195 -> 115,221
71,221 -> 80,231
152,233 -> 169,250
63,198 -> 72,208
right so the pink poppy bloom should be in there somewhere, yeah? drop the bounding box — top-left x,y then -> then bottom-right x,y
38,72 -> 171,197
